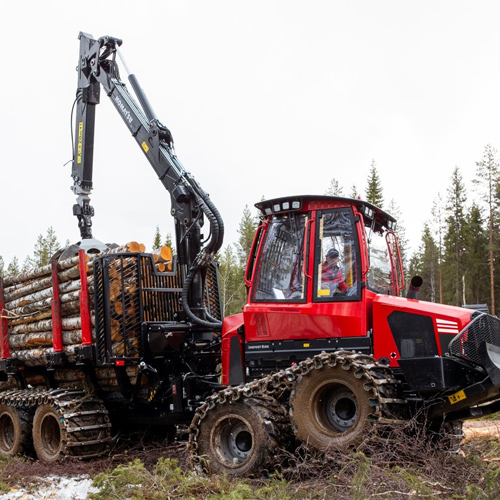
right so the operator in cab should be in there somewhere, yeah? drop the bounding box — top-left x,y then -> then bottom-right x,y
321,248 -> 348,295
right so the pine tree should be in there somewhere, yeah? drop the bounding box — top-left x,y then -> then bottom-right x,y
152,226 -> 162,251
164,233 -> 174,253
442,167 -> 467,306
6,257 -> 20,277
387,199 -> 409,275
463,203 -> 489,307
27,227 -> 61,268
236,205 -> 258,268
349,185 -> 359,199
431,195 -> 446,303
325,178 -> 344,196
473,144 -> 500,314
0,256 -> 4,277
217,245 -> 243,316
417,224 -> 440,302
217,206 -> 259,316
365,160 -> 384,208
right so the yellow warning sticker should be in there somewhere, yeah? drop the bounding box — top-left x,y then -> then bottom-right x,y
303,343 -> 310,348
142,141 -> 149,153
77,122 -> 83,163
448,390 -> 466,405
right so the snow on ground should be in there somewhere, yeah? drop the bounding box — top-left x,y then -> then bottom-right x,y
0,475 -> 96,500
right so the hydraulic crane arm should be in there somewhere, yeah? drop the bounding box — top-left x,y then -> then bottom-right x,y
72,32 -> 224,328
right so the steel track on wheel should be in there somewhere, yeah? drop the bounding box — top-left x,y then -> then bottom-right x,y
0,388 -> 112,459
188,350 -> 408,468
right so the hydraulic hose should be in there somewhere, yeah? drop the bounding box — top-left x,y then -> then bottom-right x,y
180,187 -> 225,330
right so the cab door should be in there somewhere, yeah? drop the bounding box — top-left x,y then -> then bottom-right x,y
244,211 -> 312,342
310,208 -> 367,338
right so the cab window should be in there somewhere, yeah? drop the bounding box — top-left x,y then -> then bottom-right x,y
314,209 -> 360,301
252,213 -> 308,302
366,230 -> 402,295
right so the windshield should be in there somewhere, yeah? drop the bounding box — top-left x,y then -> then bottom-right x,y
252,213 -> 308,302
366,228 -> 396,295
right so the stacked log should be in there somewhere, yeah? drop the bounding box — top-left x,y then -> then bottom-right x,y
153,246 -> 173,272
2,255 -> 89,356
0,241 -> 166,390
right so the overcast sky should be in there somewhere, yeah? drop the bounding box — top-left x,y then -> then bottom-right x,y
1,1 -> 499,267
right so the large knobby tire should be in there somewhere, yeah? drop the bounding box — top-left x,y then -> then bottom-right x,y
196,398 -> 283,476
0,405 -> 33,457
290,365 -> 376,451
32,404 -> 65,462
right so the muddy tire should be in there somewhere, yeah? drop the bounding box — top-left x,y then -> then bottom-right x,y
32,404 -> 65,462
196,398 -> 284,476
0,405 -> 33,457
290,364 -> 376,451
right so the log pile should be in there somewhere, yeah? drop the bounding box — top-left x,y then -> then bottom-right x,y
2,254 -> 91,361
0,242 -> 174,391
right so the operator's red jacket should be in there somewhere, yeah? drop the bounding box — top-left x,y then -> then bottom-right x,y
321,263 -> 348,293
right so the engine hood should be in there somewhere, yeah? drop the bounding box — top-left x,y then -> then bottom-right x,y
372,295 -> 473,366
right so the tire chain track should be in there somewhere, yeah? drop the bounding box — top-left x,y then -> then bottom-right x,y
0,388 -> 112,459
188,350 -> 408,468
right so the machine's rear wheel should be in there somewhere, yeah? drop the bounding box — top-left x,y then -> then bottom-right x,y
196,398 -> 284,476
290,364 -> 375,451
33,404 -> 65,462
0,405 -> 32,457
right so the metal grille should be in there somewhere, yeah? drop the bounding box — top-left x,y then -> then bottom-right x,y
109,255 -> 142,359
139,255 -> 183,323
205,261 -> 222,320
449,313 -> 500,366
94,253 -> 221,364
94,262 -> 106,363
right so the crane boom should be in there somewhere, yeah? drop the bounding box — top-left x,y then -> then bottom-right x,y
72,32 -> 223,328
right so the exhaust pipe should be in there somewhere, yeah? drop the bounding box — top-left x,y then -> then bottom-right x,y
407,276 -> 423,300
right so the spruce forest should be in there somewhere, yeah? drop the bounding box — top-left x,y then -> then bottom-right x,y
1,143 -> 499,317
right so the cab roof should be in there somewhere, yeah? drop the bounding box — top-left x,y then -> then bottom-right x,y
255,195 -> 397,232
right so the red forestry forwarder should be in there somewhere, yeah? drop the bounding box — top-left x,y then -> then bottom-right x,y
0,33 -> 499,475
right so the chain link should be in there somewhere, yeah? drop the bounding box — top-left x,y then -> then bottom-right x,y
188,350 -> 408,466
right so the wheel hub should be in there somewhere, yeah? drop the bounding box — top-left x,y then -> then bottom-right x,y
214,417 -> 254,466
40,414 -> 61,455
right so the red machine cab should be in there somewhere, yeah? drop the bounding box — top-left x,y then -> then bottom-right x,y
222,195 -> 404,384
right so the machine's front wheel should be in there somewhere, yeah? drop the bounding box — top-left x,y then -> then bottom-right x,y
290,364 -> 375,451
196,397 -> 284,476
0,405 -> 32,457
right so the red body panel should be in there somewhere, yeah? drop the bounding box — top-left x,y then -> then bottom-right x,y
372,295 -> 473,367
221,313 -> 244,385
51,261 -> 63,353
243,300 -> 368,341
78,250 -> 93,346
